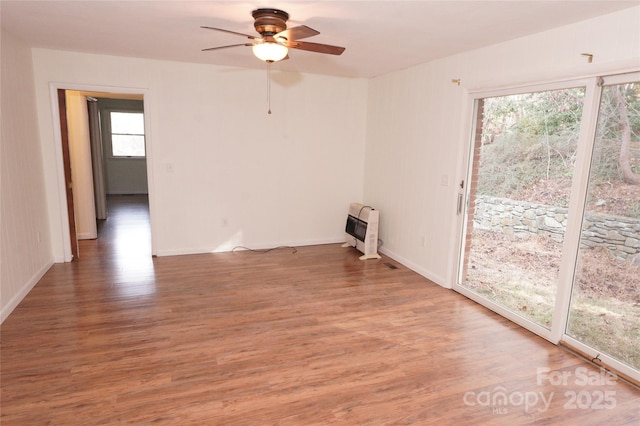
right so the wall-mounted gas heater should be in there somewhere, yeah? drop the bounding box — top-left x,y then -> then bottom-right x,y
342,203 -> 381,260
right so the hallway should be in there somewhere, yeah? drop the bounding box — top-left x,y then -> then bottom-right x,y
93,194 -> 151,253
82,194 -> 155,298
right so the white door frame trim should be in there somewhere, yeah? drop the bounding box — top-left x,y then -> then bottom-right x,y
48,82 -> 156,260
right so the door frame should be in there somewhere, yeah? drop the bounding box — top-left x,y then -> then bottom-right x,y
49,82 -> 156,260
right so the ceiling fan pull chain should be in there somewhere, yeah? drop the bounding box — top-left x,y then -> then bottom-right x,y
267,60 -> 272,115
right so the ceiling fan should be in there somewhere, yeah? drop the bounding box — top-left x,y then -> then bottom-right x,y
201,8 -> 345,62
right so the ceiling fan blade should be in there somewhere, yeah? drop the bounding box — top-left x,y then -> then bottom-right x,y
201,43 -> 253,52
288,40 -> 345,55
201,26 -> 257,40
276,25 -> 319,41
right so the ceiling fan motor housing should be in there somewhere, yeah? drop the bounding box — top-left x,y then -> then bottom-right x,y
201,8 -> 344,57
252,8 -> 289,36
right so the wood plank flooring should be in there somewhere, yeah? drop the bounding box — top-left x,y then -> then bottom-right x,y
1,195 -> 639,424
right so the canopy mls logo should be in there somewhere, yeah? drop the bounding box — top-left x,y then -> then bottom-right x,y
463,366 -> 618,414
463,386 -> 553,414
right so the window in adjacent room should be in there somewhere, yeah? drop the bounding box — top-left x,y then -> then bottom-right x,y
110,111 -> 145,157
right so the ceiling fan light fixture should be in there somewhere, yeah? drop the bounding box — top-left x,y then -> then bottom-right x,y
252,41 -> 288,62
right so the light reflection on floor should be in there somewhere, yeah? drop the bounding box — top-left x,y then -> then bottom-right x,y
102,195 -> 156,298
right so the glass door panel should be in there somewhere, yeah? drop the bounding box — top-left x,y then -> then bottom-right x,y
567,81 -> 640,370
460,87 -> 585,329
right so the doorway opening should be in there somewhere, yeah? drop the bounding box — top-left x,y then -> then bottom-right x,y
58,89 -> 151,260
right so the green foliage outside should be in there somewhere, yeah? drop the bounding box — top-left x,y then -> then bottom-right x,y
477,84 -> 640,215
477,89 -> 583,206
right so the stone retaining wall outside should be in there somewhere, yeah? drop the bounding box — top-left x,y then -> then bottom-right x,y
473,196 -> 640,263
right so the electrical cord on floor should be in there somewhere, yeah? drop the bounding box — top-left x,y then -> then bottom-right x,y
231,245 -> 298,254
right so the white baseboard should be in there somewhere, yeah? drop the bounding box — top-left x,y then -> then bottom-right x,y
1,258 -> 54,323
107,191 -> 148,195
379,247 -> 447,288
77,232 -> 97,240
156,242 -> 448,292
155,238 -> 345,257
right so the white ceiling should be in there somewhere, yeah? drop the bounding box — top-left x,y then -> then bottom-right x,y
2,1 -> 638,78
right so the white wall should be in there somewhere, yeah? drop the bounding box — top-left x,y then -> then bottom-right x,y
31,51 -> 368,258
1,31 -> 53,322
66,91 -> 97,240
364,7 -> 640,288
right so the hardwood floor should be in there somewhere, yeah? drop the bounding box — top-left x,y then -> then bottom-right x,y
1,195 -> 638,424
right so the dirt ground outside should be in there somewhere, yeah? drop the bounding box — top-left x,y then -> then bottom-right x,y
463,229 -> 640,370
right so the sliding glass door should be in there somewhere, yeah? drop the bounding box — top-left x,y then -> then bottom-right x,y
456,73 -> 640,380
566,78 -> 640,373
459,86 -> 585,332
